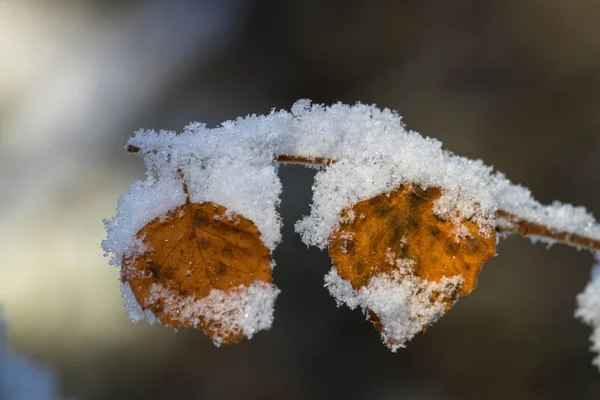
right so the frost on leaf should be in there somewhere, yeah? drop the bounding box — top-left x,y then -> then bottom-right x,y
328,184 -> 496,350
122,201 -> 278,345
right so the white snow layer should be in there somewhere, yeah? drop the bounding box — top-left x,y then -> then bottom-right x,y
103,99 -> 600,351
120,281 -> 157,324
145,281 -> 280,346
576,252 -> 600,371
0,311 -> 56,400
325,268 -> 463,351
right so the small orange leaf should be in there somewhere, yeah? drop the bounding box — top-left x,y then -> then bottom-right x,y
122,202 -> 272,344
329,184 -> 496,344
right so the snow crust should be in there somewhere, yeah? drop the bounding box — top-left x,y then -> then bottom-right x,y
103,99 -> 600,351
325,268 -> 463,351
104,99 -> 600,260
576,252 -> 600,370
145,281 -> 280,345
120,281 -> 156,324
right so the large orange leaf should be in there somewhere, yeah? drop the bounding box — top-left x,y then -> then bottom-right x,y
122,202 -> 272,344
329,184 -> 496,343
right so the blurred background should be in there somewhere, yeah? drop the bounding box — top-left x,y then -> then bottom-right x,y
1,0 -> 600,398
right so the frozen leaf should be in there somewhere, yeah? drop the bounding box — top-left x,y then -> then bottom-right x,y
122,201 -> 276,345
328,184 -> 496,349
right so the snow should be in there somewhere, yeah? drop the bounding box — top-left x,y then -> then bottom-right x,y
576,252 -> 600,370
494,179 -> 600,248
103,99 -> 600,351
106,99 -> 600,258
325,268 -> 463,351
0,311 -> 56,400
120,281 -> 157,324
145,281 -> 280,346
102,175 -> 186,268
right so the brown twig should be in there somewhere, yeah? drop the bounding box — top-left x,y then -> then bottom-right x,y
495,209 -> 600,252
127,144 -> 600,252
276,154 -> 336,165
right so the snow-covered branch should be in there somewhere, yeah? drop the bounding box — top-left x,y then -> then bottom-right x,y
106,100 -> 600,370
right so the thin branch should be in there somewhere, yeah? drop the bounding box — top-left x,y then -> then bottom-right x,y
276,154 -> 336,166
127,145 -> 335,165
127,144 -> 600,252
496,209 -> 600,252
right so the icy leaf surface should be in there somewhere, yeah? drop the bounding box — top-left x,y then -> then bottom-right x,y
122,202 -> 278,344
327,184 -> 496,349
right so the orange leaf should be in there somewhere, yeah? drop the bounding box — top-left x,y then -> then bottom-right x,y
122,202 -> 272,344
329,184 -> 496,345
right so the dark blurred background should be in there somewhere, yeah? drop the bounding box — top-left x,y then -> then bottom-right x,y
2,0 -> 600,399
